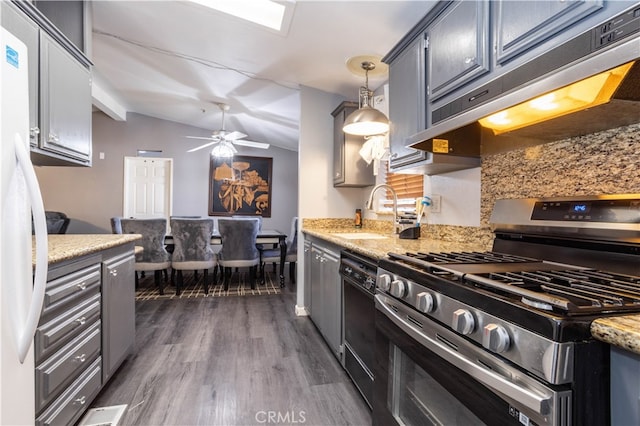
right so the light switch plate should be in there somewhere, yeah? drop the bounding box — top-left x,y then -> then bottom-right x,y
431,194 -> 442,213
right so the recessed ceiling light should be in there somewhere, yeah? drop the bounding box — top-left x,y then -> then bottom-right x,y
189,0 -> 293,33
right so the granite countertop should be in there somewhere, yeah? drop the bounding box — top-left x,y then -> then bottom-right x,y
33,234 -> 141,266
303,221 -> 640,356
302,227 -> 489,260
591,316 -> 640,355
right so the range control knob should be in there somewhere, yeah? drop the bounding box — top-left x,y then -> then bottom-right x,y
378,274 -> 392,292
452,309 -> 475,335
482,324 -> 510,353
364,276 -> 375,290
390,279 -> 407,298
415,292 -> 435,313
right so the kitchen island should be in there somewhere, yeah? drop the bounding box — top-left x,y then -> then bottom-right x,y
32,234 -> 140,426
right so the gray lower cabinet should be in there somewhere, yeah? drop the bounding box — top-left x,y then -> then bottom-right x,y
2,0 -> 92,167
34,243 -> 136,425
35,256 -> 103,426
101,251 -> 136,383
307,237 -> 342,361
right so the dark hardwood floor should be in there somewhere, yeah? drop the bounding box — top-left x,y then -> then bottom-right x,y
91,283 -> 372,425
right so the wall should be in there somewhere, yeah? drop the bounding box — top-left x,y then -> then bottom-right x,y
34,112 -> 299,235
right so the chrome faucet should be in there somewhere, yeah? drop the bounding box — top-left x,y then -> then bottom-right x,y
366,184 -> 399,234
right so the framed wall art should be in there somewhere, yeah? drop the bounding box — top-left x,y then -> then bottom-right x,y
208,155 -> 272,217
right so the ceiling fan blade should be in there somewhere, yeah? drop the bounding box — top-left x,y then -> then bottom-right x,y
187,140 -> 218,153
234,140 -> 270,149
224,131 -> 247,140
186,136 -> 217,141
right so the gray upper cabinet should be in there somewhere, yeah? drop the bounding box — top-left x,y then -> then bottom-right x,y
427,0 -> 490,102
388,35 -> 428,171
332,101 -> 375,187
3,1 -> 92,167
495,0 -> 604,64
39,31 -> 92,165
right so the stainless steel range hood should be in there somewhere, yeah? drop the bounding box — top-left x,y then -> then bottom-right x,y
410,5 -> 640,156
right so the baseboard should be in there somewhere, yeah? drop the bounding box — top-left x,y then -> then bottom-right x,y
295,305 -> 309,316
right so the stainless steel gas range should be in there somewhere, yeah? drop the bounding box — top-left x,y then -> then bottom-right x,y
373,194 -> 640,426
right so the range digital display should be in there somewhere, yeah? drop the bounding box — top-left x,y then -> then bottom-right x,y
531,198 -> 640,223
570,203 -> 591,214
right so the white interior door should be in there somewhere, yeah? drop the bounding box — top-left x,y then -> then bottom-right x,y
123,157 -> 173,220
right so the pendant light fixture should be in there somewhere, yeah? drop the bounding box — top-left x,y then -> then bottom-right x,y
343,61 -> 390,136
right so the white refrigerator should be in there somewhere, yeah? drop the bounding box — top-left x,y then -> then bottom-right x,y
0,25 -> 49,425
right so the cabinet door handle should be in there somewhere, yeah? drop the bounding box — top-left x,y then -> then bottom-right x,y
75,316 -> 87,326
74,396 -> 86,405
464,56 -> 476,64
30,127 -> 40,139
74,353 -> 87,363
47,133 -> 59,143
76,282 -> 87,290
110,269 -> 118,277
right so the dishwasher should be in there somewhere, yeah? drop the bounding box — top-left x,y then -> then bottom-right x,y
339,250 -> 377,409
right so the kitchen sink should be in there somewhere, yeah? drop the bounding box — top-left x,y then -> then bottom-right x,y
334,232 -> 388,240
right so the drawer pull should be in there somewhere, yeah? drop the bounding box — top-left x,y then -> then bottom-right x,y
76,282 -> 87,290
74,353 -> 87,363
74,396 -> 86,405
75,317 -> 87,326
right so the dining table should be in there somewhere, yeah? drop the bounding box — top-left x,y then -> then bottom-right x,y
164,229 -> 287,287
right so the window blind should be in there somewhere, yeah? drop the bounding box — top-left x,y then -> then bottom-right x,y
381,162 -> 424,212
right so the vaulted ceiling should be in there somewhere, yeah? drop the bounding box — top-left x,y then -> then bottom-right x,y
90,1 -> 435,151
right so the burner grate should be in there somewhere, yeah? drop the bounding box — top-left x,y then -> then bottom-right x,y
408,251 -> 538,264
476,269 -> 640,314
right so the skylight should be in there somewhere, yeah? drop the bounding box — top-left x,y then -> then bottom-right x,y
189,0 -> 291,32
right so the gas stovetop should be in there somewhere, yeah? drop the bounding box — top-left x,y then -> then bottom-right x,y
389,251 -> 640,316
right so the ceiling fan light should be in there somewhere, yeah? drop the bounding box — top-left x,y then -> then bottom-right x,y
211,140 -> 237,157
343,106 -> 390,136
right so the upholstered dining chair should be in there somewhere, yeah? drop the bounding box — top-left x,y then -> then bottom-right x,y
217,218 -> 261,290
110,216 -> 123,234
260,216 -> 298,284
45,211 -> 70,234
170,218 -> 217,295
121,218 -> 171,295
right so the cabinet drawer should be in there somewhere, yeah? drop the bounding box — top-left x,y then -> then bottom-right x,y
42,264 -> 101,317
35,293 -> 101,363
36,321 -> 101,412
36,357 -> 102,426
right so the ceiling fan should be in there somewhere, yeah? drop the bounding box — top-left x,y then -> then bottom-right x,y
186,103 -> 270,155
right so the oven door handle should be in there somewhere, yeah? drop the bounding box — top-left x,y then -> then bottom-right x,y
375,294 -> 554,417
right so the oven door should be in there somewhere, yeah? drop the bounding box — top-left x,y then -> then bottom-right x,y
373,293 -> 571,426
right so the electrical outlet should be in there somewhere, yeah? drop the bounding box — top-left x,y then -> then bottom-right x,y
430,194 -> 442,213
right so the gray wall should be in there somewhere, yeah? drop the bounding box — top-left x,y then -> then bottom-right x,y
34,112 -> 299,235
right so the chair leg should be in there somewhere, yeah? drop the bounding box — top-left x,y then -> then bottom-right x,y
203,269 -> 209,295
135,271 -> 139,289
155,270 -> 164,295
212,265 -> 218,285
249,266 -> 256,290
171,269 -> 176,286
177,270 -> 183,296
224,267 -> 231,291
290,262 -> 296,284
163,269 -> 168,282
